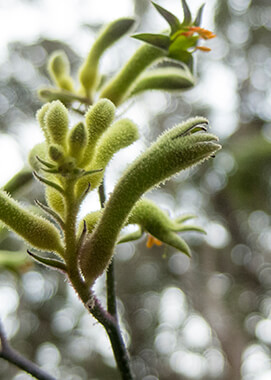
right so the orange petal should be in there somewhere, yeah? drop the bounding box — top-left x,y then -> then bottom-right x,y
196,46 -> 212,52
180,31 -> 195,37
146,235 -> 155,248
187,26 -> 216,40
146,235 -> 163,248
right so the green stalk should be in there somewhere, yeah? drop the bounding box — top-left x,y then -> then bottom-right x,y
99,44 -> 166,105
80,118 -> 220,286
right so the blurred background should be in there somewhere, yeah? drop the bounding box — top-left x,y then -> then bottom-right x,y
1,0 -> 271,379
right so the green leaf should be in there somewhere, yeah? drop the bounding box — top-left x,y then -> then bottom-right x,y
181,0 -> 192,25
132,33 -> 170,51
194,4 -> 205,26
33,171 -> 64,194
27,250 -> 66,271
151,2 -> 181,34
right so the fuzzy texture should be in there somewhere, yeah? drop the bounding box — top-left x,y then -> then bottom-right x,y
79,18 -> 135,98
48,144 -> 65,163
45,101 -> 69,149
99,44 -> 167,106
48,50 -> 74,92
28,142 -> 48,172
45,186 -> 65,217
0,190 -> 64,255
79,99 -> 116,166
79,117 -> 221,286
78,210 -> 102,237
76,118 -> 139,195
125,198 -> 205,255
129,67 -> 195,97
68,122 -> 87,162
36,103 -> 51,143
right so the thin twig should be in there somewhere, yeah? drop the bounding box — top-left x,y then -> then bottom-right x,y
0,320 -> 56,380
106,260 -> 118,317
87,296 -> 134,380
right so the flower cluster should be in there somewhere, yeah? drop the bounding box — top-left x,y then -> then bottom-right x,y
133,0 -> 216,66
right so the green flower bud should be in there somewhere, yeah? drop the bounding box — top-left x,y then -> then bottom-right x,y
68,122 -> 87,162
3,169 -> 33,196
48,50 -> 74,92
79,99 -> 115,167
38,88 -> 91,107
28,142 -> 48,172
78,210 -> 102,237
48,144 -> 66,163
127,198 -> 205,255
79,117 -> 220,286
0,190 -> 64,255
76,118 -> 139,195
129,66 -> 195,98
45,186 -> 65,217
45,101 -> 69,149
36,103 -> 51,143
79,18 -> 135,98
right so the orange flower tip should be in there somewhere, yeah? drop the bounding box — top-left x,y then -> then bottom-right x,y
181,31 -> 194,37
196,46 -> 212,52
146,235 -> 163,248
186,26 -> 216,40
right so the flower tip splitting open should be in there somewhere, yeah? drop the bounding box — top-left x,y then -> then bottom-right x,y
183,26 -> 216,40
146,234 -> 163,248
172,26 -> 216,53
134,1 -> 217,61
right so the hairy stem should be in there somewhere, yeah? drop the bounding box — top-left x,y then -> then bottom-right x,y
63,178 -> 133,378
98,181 -> 118,317
99,44 -> 166,105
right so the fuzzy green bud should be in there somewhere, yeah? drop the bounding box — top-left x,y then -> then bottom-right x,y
77,118 -> 139,195
45,186 -> 65,217
45,101 -> 69,149
79,99 -> 115,166
28,142 -> 48,172
68,122 -> 87,162
79,117 -> 220,286
127,198 -> 203,255
48,144 -> 66,163
0,190 -> 64,255
129,67 -> 195,98
38,88 -> 91,106
48,50 -> 74,92
78,210 -> 102,237
36,103 -> 51,143
79,18 -> 135,98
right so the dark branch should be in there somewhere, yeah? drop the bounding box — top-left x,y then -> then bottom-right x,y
0,320 -> 56,380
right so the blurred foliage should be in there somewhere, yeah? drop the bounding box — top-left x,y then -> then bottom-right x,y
1,0 -> 271,379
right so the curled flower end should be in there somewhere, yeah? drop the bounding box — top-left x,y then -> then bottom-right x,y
146,235 -> 163,248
